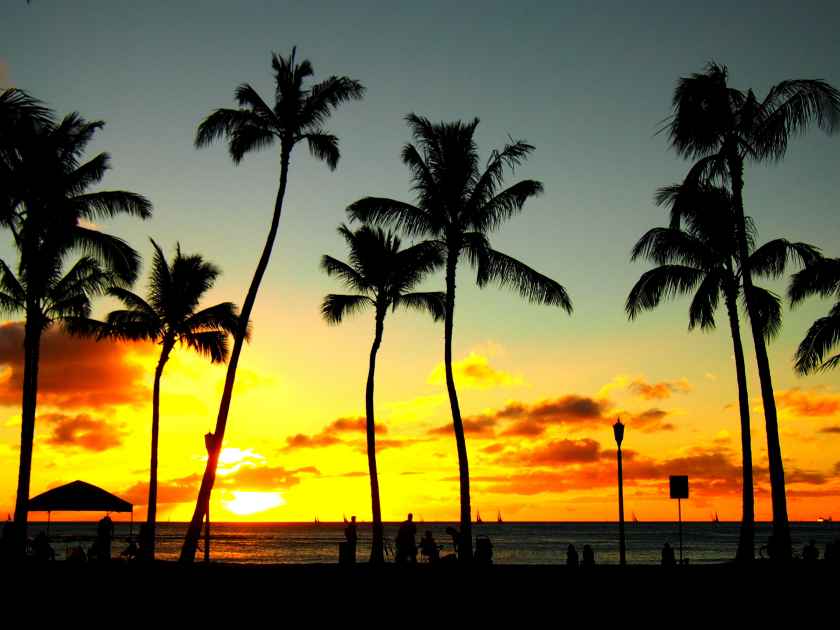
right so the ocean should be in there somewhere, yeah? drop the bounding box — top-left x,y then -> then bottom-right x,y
28,521 -> 840,564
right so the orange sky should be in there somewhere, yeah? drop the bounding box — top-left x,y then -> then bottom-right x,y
1,306 -> 838,524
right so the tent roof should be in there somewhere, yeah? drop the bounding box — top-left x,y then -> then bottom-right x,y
28,480 -> 133,513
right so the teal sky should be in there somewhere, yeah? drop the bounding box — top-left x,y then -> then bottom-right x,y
3,0 -> 839,398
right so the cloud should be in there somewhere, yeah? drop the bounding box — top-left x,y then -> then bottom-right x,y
281,415 -> 389,451
502,438 -> 603,466
626,408 -> 675,432
41,412 -> 127,452
776,388 -> 840,418
428,352 -> 523,390
427,416 -> 497,437
819,426 -> 840,434
123,473 -> 202,506
628,377 -> 692,400
0,323 -> 153,409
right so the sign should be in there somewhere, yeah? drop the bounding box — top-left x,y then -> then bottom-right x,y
669,475 -> 689,499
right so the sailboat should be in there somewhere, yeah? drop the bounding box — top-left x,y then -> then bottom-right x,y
712,512 -> 720,524
314,516 -> 320,526
632,512 -> 639,525
497,510 -> 503,524
475,511 -> 483,524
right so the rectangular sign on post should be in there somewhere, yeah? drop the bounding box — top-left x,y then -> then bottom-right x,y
669,475 -> 689,499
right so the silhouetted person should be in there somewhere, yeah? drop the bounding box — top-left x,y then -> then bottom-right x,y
96,514 -> 114,561
344,516 -> 358,564
661,542 -> 676,567
395,513 -> 417,563
566,544 -> 579,567
419,531 -> 440,563
444,525 -> 462,561
32,531 -> 54,561
475,536 -> 493,564
121,538 -> 139,561
803,539 -> 819,562
582,544 -> 595,567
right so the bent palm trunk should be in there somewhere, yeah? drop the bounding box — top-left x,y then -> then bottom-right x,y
724,288 -> 755,561
144,340 -> 173,560
728,154 -> 791,560
366,310 -> 385,563
12,314 -> 42,556
444,250 -> 473,561
180,148 -> 291,562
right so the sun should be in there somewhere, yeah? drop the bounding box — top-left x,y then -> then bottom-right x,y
223,491 -> 285,516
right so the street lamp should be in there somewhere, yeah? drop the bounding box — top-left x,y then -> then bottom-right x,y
613,418 -> 626,565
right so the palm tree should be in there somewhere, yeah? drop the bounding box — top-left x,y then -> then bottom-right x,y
179,48 -> 364,562
789,257 -> 840,374
627,179 -> 819,561
321,224 -> 444,563
347,115 -> 572,560
75,240 -> 241,560
666,62 -> 840,558
0,99 -> 151,552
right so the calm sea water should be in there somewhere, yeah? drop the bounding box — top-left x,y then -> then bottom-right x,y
29,521 -> 840,565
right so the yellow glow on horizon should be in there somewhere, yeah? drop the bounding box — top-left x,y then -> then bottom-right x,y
223,491 -> 286,515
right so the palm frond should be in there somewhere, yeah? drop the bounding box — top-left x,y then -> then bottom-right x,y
394,291 -> 446,322
469,179 -> 543,233
320,255 -> 369,292
320,293 -> 373,325
748,239 -> 821,279
71,226 -> 141,284
181,302 -> 241,337
182,330 -> 230,364
476,247 -> 572,311
70,190 -> 152,221
303,131 -> 340,170
688,271 -> 722,330
626,265 -> 704,319
346,197 -> 434,238
788,257 -> 840,306
744,285 -> 782,340
793,303 -> 840,374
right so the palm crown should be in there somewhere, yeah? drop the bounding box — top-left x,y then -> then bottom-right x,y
321,224 -> 445,324
90,240 -> 242,363
347,114 -> 571,308
195,47 -> 365,167
789,257 -> 840,374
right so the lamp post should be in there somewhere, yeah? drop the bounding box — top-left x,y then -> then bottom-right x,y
613,417 -> 626,566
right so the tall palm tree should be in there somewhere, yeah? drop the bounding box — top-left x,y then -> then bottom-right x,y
666,62 -> 840,558
321,224 -> 444,563
75,240 -> 241,560
789,257 -> 840,374
348,115 -> 572,560
627,180 -> 819,561
180,48 -> 364,562
0,98 -> 151,552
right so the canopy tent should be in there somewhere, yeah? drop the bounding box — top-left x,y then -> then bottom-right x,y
29,480 -> 133,513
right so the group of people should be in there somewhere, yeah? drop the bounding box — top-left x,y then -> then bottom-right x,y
565,543 -> 596,567
341,513 -> 493,564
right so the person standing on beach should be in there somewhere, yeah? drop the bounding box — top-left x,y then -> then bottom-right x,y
344,516 -> 358,563
96,515 -> 114,561
395,513 -> 417,563
566,544 -> 579,567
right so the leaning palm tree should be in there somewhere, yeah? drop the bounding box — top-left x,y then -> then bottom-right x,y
0,101 -> 151,553
180,48 -> 364,562
789,257 -> 840,374
627,179 -> 819,561
76,240 -> 240,560
321,224 -> 444,563
666,62 -> 840,558
348,115 -> 572,560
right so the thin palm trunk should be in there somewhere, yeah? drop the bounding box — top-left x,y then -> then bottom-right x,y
144,339 -> 173,560
180,147 -> 291,562
366,309 -> 385,563
724,286 -> 755,561
444,249 -> 473,561
13,312 -> 41,555
728,153 -> 791,559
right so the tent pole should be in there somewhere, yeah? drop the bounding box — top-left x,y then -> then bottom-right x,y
47,511 -> 50,536
130,508 -> 134,538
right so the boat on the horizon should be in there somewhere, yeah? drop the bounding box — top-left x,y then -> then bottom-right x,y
632,512 -> 639,525
497,510 -> 503,523
713,512 -> 720,524
817,516 -> 833,523
476,511 -> 482,524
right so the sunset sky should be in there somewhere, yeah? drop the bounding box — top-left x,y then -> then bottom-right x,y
1,1 -> 839,523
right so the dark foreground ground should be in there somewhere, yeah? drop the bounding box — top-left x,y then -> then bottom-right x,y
2,560 -> 836,619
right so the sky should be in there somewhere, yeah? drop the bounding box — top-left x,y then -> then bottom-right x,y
1,0 -> 839,523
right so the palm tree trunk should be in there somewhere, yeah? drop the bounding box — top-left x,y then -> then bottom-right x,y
724,286 -> 754,561
366,309 -> 385,563
444,248 -> 473,561
727,152 -> 791,560
13,313 -> 42,556
180,147 -> 292,562
144,339 -> 173,561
